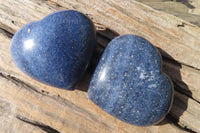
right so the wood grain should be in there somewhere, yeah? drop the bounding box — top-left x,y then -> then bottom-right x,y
137,1 -> 200,27
1,0 -> 200,103
0,0 -> 200,132
0,69 -> 188,133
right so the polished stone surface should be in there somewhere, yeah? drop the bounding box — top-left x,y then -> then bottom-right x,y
10,10 -> 96,90
88,34 -> 173,126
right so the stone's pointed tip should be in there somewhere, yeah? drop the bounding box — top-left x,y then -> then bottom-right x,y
88,34 -> 173,126
10,10 -> 96,90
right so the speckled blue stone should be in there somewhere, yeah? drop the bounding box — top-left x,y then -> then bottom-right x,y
88,34 -> 173,126
10,10 -> 96,90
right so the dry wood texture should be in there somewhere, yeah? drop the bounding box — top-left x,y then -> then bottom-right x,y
136,0 -> 200,28
0,0 -> 200,132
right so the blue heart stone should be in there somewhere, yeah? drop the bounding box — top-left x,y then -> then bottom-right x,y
10,10 -> 96,90
88,34 -> 173,126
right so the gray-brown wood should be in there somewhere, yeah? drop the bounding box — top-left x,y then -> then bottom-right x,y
0,23 -> 188,133
136,0 -> 200,15
0,0 -> 200,132
135,0 -> 200,27
1,0 -> 200,104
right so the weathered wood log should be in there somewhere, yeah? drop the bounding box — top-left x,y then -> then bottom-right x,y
0,29 -> 188,132
136,0 -> 200,16
0,0 -> 200,132
0,20 -> 194,133
135,1 -> 200,27
138,1 -> 190,13
1,0 -> 200,103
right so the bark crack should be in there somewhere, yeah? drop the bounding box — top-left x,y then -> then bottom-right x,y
0,71 -> 45,95
16,115 -> 60,133
0,27 -> 13,38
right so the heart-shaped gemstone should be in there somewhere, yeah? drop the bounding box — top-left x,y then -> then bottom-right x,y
88,34 -> 173,126
10,10 -> 96,90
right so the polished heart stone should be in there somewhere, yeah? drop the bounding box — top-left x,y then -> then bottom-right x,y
10,10 -> 96,90
88,34 -> 173,126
